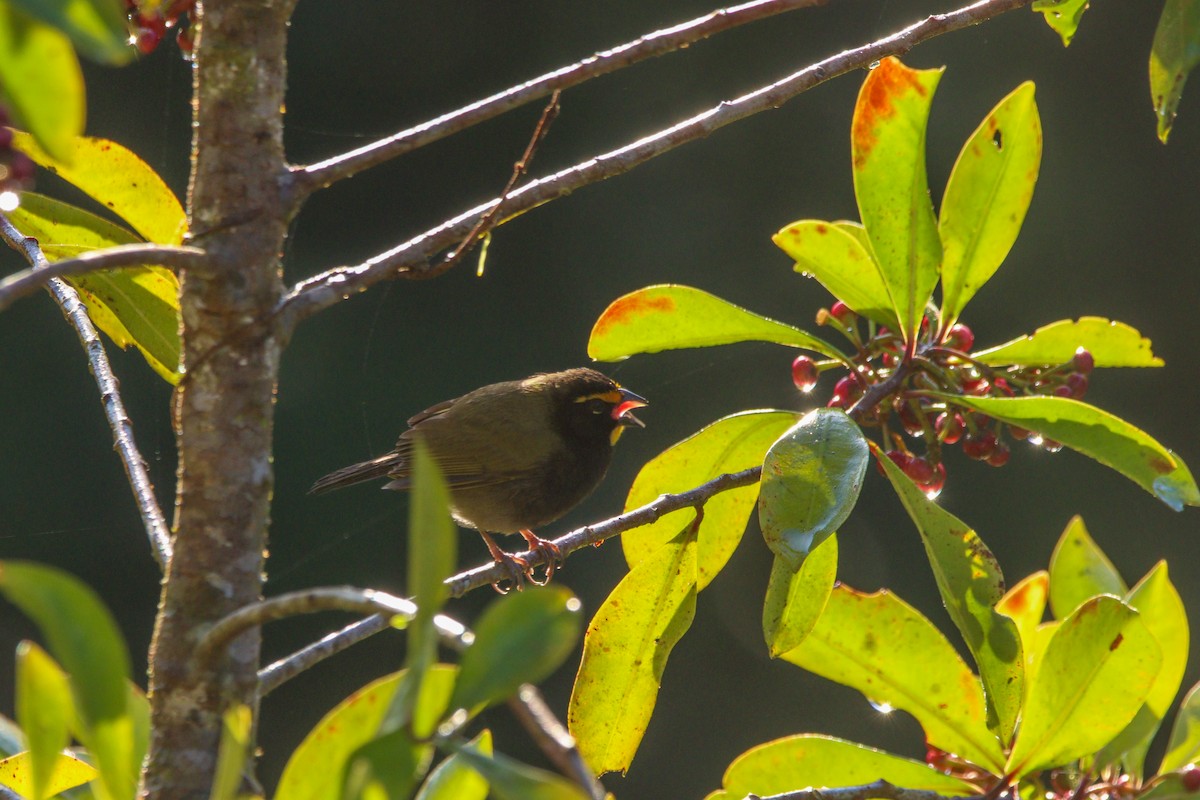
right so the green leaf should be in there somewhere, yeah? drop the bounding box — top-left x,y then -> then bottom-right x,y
758,409 -> 869,570
1006,596 -> 1163,777
1161,681 -> 1200,773
588,284 -> 844,362
943,395 -> 1200,511
873,445 -> 1023,744
15,642 -> 74,800
1048,515 -> 1126,619
394,440 -> 458,737
1032,0 -> 1089,46
1150,0 -> 1200,143
446,739 -> 588,800
781,585 -> 1003,772
342,728 -> 428,800
623,410 -> 800,589
210,705 -> 252,800
9,192 -> 182,383
276,666 -> 459,800
762,534 -> 837,658
708,735 -> 976,800
851,57 -> 943,342
0,561 -> 135,800
973,317 -> 1163,367
772,219 -> 900,329
9,0 -> 133,64
996,571 -> 1049,677
938,82 -> 1041,327
0,752 -> 97,798
1096,562 -> 1189,776
414,730 -> 491,800
449,586 -> 582,713
0,7 -> 83,163
569,532 -> 697,775
13,131 -> 188,244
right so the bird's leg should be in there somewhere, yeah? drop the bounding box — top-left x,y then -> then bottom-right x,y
517,529 -> 563,586
477,529 -> 529,594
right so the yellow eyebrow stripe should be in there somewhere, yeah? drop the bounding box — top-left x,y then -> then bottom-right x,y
574,389 -> 622,404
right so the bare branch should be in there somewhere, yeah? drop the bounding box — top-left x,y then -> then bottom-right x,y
0,242 -> 209,313
0,214 -> 173,569
509,685 -> 607,800
259,613 -> 389,696
198,585 -> 473,667
745,779 -> 980,800
281,0 -> 1035,327
286,0 -> 827,203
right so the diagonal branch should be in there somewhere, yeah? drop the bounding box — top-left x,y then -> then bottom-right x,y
280,0 -> 1036,328
0,215 -> 173,569
285,0 -> 827,205
745,779 -> 981,800
0,242 -> 209,313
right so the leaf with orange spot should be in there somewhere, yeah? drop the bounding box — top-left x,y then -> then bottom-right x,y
588,285 -> 843,362
780,584 -> 1003,772
939,82 -> 1042,328
997,571 -> 1049,677
940,395 -> 1200,511
851,57 -> 944,342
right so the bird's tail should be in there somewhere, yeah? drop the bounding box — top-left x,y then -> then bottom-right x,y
309,453 -> 402,494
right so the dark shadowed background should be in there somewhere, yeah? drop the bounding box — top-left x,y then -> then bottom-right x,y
2,1 -> 1198,797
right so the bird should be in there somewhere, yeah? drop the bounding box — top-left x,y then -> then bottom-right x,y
309,368 -> 647,589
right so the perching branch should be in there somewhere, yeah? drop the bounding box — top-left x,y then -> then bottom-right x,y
0,242 -> 209,313
280,0 -> 1036,329
508,685 -> 607,800
746,779 -> 980,800
285,0 -> 827,204
0,215 -> 173,569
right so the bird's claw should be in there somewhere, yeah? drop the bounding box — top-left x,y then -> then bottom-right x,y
519,531 -> 562,586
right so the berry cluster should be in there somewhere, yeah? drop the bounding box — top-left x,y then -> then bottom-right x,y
0,107 -> 35,195
791,301 -> 1095,498
127,0 -> 196,56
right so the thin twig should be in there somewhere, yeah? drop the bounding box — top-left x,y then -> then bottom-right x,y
197,585 -> 472,667
258,613 -> 393,696
286,0 -> 828,203
745,778 -> 979,800
508,684 -> 606,800
0,242 -> 209,313
443,89 -> 562,270
280,0 -> 1036,328
0,214 -> 173,569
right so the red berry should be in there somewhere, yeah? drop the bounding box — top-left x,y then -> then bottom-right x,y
1008,425 -> 1031,441
961,375 -> 990,395
904,456 -> 935,485
1042,439 -> 1063,453
791,355 -> 819,393
992,377 -> 1015,397
944,323 -> 975,352
1066,373 -> 1089,399
832,375 -> 861,403
1073,348 -> 1095,375
922,462 -> 947,497
135,26 -> 162,53
1054,384 -> 1074,398
986,442 -> 1011,467
894,400 -> 925,436
9,152 -> 33,182
830,300 -> 854,323
1181,767 -> 1200,792
935,413 -> 963,444
876,449 -> 911,477
962,431 -> 997,461
0,127 -> 12,150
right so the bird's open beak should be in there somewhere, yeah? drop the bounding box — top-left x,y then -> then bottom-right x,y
611,389 -> 647,428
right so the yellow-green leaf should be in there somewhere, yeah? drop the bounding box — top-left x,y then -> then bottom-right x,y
944,395 -> 1200,511
623,410 -> 799,589
781,585 -> 1003,772
13,131 -> 187,244
588,285 -> 843,362
1161,682 -> 1200,773
210,705 -> 252,800
763,534 -> 837,658
9,192 -> 182,383
939,82 -> 1041,327
14,642 -> 74,800
1032,0 -> 1089,46
851,57 -> 944,342
1150,0 -> 1200,143
996,571 -> 1049,677
414,730 -> 491,800
707,735 -> 976,800
773,219 -> 900,329
9,0 -> 133,65
446,739 -> 588,800
569,533 -> 697,775
1006,596 -> 1162,777
0,752 -> 97,797
0,7 -> 83,163
1048,515 -> 1125,619
973,317 -> 1163,367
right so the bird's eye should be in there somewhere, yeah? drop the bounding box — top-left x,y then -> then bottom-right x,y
584,398 -> 607,415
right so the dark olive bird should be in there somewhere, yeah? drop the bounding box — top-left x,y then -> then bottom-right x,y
309,368 -> 647,587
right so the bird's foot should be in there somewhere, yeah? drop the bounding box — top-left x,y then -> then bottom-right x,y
518,529 -> 563,586
489,550 -> 532,594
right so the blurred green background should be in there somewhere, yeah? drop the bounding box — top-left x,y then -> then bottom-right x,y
2,1 -> 1198,797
